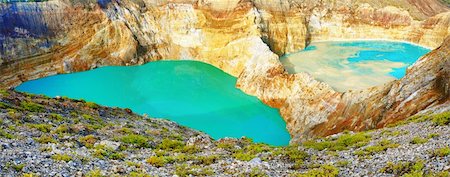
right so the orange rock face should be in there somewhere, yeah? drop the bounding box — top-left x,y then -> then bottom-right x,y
0,0 -> 449,144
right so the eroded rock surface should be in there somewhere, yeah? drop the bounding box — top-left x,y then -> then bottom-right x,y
0,0 -> 449,143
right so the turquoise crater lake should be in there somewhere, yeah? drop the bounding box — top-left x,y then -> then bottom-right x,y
280,40 -> 431,91
16,60 -> 290,146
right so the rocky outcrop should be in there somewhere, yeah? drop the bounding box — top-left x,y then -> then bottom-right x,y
0,0 -> 449,143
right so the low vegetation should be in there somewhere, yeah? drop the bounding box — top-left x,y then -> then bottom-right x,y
0,90 -> 449,176
52,154 -> 73,162
292,164 -> 339,177
302,132 -> 371,151
431,147 -> 450,157
389,111 -> 450,127
380,160 -> 425,176
355,139 -> 400,156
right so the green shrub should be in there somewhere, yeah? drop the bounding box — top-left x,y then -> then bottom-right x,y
293,164 -> 339,177
428,133 -> 440,139
53,124 -> 70,134
0,130 -> 15,139
128,172 -> 151,177
380,160 -> 424,176
389,112 -> 450,127
302,140 -> 332,151
0,102 -> 11,109
336,160 -> 349,167
434,171 -> 450,177
174,164 -> 214,177
157,139 -> 185,150
233,152 -> 255,161
82,114 -> 103,124
216,141 -> 236,150
232,143 -> 271,161
431,112 -> 450,126
126,161 -> 142,168
92,145 -> 124,160
86,169 -> 103,177
12,163 -> 25,171
85,102 -> 99,109
248,167 -> 267,177
360,139 -> 400,156
410,137 -> 428,144
303,132 -> 371,151
27,124 -> 52,133
196,155 -> 219,165
20,101 -> 44,112
432,147 -> 450,157
181,145 -> 200,154
79,135 -> 97,148
35,135 -> 57,144
49,113 -> 64,122
146,156 -> 170,167
52,154 -> 73,162
0,89 -> 9,96
120,134 -> 150,148
110,152 -> 126,160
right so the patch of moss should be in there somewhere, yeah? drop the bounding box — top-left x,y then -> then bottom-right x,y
410,137 -> 429,144
431,112 -> 450,126
53,124 -> 70,135
157,138 -> 185,151
20,101 -> 44,112
360,139 -> 400,156
293,164 -> 339,177
303,132 -> 371,151
110,152 -> 126,160
128,172 -> 151,177
35,135 -> 57,144
79,135 -> 97,148
216,141 -> 236,151
0,129 -> 15,139
232,143 -> 271,161
174,164 -> 214,177
86,169 -> 103,177
146,156 -> 173,167
120,134 -> 151,148
389,111 -> 450,127
195,155 -> 220,165
82,114 -> 103,125
85,102 -> 100,109
336,160 -> 349,167
49,113 -> 64,122
92,145 -> 123,160
12,163 -> 25,171
22,173 -> 38,177
0,102 -> 11,109
248,167 -> 267,177
27,123 -> 53,133
52,154 -> 73,162
273,146 -> 309,170
433,171 -> 450,177
126,161 -> 142,168
382,130 -> 406,137
380,160 -> 424,176
432,147 -> 450,157
0,89 -> 9,96
428,133 -> 440,139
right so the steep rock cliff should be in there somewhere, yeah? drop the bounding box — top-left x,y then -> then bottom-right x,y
0,0 -> 449,143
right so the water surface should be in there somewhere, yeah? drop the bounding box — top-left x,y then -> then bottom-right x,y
16,60 -> 290,146
280,40 -> 430,91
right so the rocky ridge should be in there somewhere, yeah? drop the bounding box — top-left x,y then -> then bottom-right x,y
0,90 -> 449,176
0,0 -> 449,142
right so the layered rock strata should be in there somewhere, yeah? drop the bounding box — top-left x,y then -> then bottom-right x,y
0,0 -> 449,143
